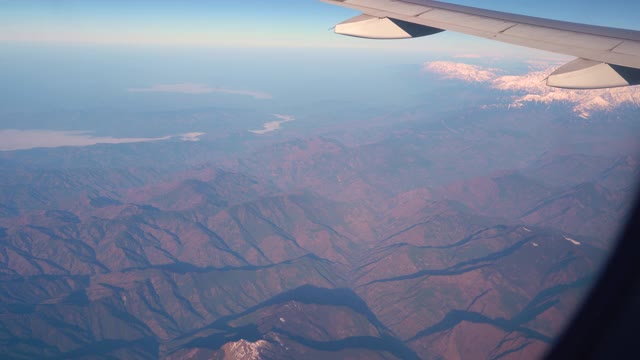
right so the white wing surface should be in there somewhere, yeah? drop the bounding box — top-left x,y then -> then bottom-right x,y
322,0 -> 640,89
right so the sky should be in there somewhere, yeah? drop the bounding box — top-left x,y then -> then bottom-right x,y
1,0 -> 639,49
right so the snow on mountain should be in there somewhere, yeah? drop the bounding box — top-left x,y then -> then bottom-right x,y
424,61 -> 640,118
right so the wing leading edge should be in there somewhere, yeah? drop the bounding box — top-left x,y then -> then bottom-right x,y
321,0 -> 640,89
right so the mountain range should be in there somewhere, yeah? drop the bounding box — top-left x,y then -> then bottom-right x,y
0,105 -> 637,359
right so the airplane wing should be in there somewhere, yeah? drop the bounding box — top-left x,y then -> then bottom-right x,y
321,0 -> 640,89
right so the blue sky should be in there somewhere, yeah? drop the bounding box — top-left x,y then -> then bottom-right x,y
1,0 -> 638,50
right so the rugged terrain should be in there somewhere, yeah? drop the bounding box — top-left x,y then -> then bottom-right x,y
0,106 -> 637,359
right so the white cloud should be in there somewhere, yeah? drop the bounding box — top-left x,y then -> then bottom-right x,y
128,83 -> 272,100
0,130 -> 205,151
249,114 -> 295,134
423,61 -> 640,118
